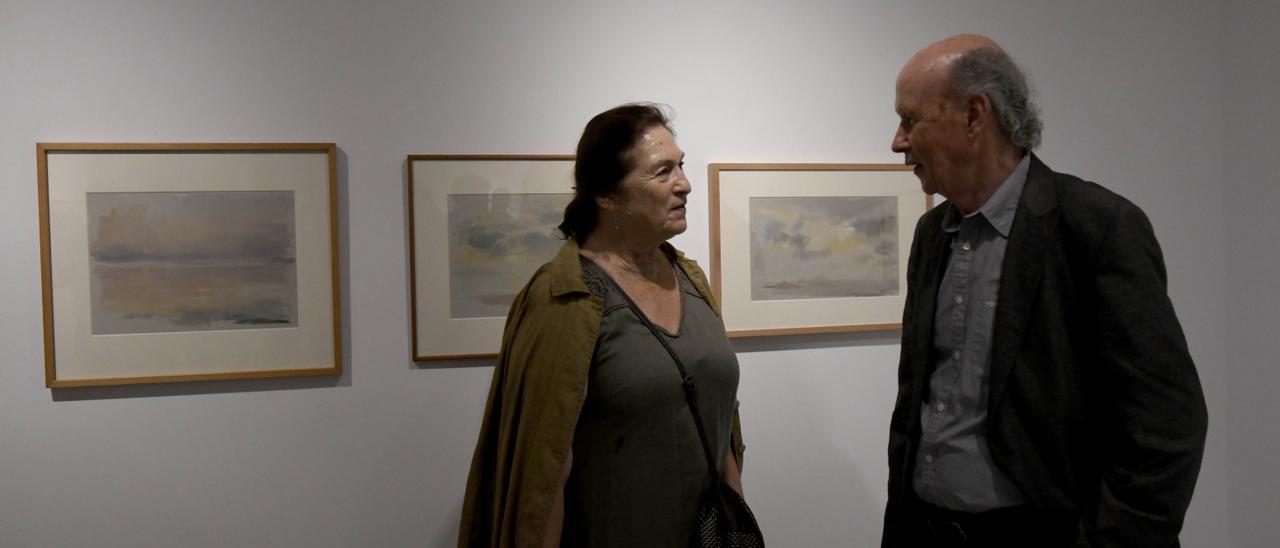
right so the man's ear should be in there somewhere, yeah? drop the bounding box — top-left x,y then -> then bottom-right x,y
966,92 -> 992,136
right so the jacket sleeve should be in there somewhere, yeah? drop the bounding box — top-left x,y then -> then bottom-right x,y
458,280 -> 597,548
1075,202 -> 1208,547
457,285 -> 533,548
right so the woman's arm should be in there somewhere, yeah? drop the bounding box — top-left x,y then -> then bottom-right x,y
722,451 -> 743,496
541,449 -> 573,547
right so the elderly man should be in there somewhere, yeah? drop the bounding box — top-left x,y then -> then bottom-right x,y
882,34 -> 1207,547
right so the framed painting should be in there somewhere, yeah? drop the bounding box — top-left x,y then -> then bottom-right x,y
408,155 -> 574,360
708,163 -> 933,337
38,143 -> 341,387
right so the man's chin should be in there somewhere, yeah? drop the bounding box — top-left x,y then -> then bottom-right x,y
919,180 -> 937,196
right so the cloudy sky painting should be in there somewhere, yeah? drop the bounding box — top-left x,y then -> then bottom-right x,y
448,193 -> 571,318
749,196 -> 899,301
87,191 -> 298,335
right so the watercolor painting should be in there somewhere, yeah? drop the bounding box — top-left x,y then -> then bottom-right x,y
447,193 -> 571,318
87,191 -> 298,335
749,196 -> 899,301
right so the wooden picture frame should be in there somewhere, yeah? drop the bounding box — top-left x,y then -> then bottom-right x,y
708,163 -> 933,337
38,143 -> 342,387
408,155 -> 574,360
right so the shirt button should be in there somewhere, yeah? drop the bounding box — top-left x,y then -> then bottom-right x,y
925,453 -> 935,464
961,241 -> 971,251
936,401 -> 946,413
955,295 -> 964,304
986,300 -> 996,308
952,350 -> 961,361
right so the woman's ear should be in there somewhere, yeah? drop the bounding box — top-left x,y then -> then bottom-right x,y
595,192 -> 615,213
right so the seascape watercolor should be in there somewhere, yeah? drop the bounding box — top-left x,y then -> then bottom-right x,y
87,191 -> 298,335
447,193 -> 571,318
749,196 -> 899,301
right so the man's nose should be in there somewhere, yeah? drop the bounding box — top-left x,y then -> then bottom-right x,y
891,126 -> 909,153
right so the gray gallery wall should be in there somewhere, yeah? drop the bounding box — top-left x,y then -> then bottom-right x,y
0,0 -> 1266,546
1223,1 -> 1280,546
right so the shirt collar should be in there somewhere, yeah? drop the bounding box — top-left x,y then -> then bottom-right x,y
941,154 -> 1030,237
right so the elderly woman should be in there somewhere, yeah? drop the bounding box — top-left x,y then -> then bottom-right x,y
458,103 -> 748,547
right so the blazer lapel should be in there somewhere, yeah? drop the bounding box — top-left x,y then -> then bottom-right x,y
988,155 -> 1058,412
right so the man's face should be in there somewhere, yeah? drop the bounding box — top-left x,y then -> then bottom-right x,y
891,61 -> 971,197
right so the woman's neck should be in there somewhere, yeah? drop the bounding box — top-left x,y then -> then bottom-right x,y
579,233 -> 670,281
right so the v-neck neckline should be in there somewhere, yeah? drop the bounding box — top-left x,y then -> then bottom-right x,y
580,254 -> 687,337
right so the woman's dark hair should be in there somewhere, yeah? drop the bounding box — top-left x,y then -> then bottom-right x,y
558,103 -> 672,242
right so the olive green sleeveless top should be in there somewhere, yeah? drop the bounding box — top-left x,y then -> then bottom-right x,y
561,256 -> 740,547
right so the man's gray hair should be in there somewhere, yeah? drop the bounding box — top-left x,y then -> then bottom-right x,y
949,48 -> 1043,150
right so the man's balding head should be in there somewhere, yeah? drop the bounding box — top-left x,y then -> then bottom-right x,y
891,34 -> 1041,212
903,34 -> 1005,80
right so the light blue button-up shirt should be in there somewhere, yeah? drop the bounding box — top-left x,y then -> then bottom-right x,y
913,155 -> 1031,512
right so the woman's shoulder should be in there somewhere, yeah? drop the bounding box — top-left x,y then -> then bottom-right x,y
577,256 -> 611,300
504,251 -> 601,334
506,260 -> 561,322
497,256 -> 601,384
664,243 -> 721,314
508,241 -> 594,309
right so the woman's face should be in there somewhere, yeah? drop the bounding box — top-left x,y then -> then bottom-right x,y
608,125 -> 690,241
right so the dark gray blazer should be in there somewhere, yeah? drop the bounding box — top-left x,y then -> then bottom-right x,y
883,155 -> 1208,547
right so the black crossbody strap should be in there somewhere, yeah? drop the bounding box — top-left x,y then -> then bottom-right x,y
591,260 -> 722,490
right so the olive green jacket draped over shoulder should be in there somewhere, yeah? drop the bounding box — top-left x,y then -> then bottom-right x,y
458,239 -> 746,548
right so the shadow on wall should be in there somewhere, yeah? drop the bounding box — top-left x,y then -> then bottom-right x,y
431,500 -> 464,547
51,373 -> 344,402
735,333 -> 897,546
